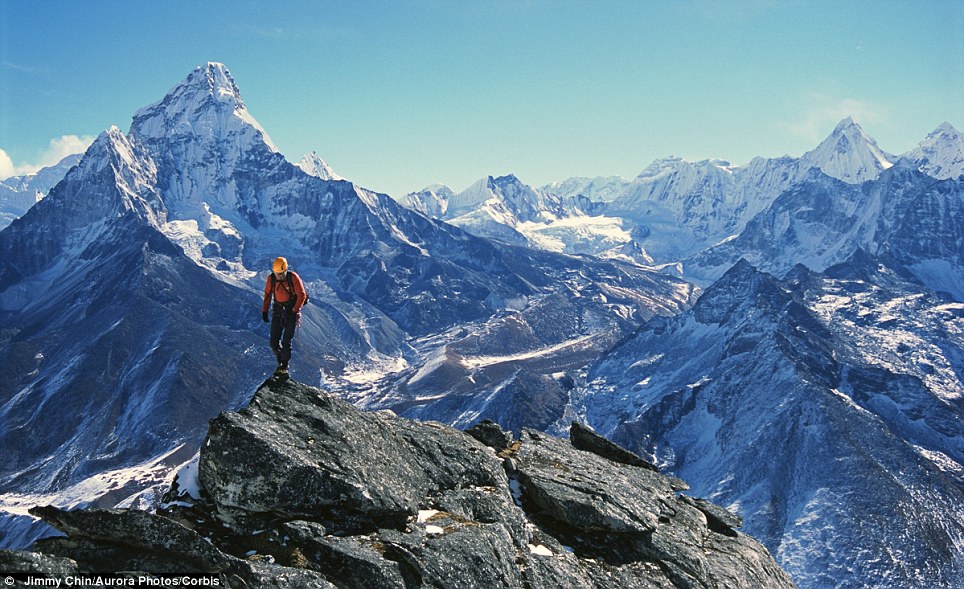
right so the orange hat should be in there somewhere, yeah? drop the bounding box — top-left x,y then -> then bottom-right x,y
272,257 -> 288,273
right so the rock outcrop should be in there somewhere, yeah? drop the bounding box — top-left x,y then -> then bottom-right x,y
2,379 -> 795,588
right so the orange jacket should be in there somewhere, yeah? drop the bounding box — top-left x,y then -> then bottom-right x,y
262,271 -> 307,314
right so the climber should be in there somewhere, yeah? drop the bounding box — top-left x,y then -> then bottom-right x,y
261,256 -> 308,377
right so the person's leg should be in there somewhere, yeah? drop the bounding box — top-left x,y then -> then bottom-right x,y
279,311 -> 296,369
270,308 -> 284,366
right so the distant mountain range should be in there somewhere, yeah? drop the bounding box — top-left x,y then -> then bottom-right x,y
0,62 -> 961,589
0,154 -> 82,231
403,117 -> 964,274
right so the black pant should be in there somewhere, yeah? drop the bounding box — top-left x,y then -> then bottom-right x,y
270,304 -> 298,369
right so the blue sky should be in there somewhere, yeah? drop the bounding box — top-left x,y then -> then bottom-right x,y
1,0 -> 962,197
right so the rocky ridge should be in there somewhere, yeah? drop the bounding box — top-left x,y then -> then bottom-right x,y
2,379 -> 794,588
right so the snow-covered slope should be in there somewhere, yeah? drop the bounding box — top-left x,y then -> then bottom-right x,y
401,175 -> 647,261
543,174 -> 634,203
904,122 -> 964,180
601,119 -> 896,261
0,153 -> 82,230
400,183 -> 456,218
572,256 -> 964,589
799,117 -> 895,183
296,151 -> 342,181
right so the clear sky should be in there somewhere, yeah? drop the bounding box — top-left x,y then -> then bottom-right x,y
1,0 -> 962,197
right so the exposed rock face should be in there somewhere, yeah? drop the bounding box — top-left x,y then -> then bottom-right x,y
199,380 -> 506,526
2,379 -> 794,588
466,419 -> 514,452
513,430 -> 785,588
569,421 -> 659,471
0,153 -> 82,230
0,550 -> 78,575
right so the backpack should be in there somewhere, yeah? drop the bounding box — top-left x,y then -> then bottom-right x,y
270,270 -> 310,306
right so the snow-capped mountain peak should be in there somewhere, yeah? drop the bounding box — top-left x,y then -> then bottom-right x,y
398,184 -> 456,217
122,62 -> 293,238
489,174 -> 542,206
455,173 -> 565,223
70,126 -> 163,223
100,126 -> 136,164
635,155 -> 689,181
801,117 -> 895,183
449,175 -> 501,213
418,182 -> 453,194
491,173 -> 523,187
130,62 -> 278,153
296,151 -> 343,181
138,62 -> 243,114
542,175 -> 632,203
76,127 -> 142,184
904,121 -> 964,179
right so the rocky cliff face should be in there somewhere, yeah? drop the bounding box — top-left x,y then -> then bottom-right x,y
2,379 -> 794,589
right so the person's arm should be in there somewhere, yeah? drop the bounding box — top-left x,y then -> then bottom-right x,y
292,272 -> 308,313
262,275 -> 273,313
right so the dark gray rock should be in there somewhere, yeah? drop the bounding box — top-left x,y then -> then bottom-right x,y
432,485 -> 529,546
466,419 -> 513,452
234,561 -> 338,589
516,429 -> 673,535
570,421 -> 658,471
376,517 -> 526,589
679,494 -> 744,532
23,506 -> 337,588
513,429 -> 794,588
199,379 -> 507,527
18,379 -> 794,589
281,520 -> 407,589
522,553 -> 677,589
29,505 -> 232,570
0,549 -> 78,575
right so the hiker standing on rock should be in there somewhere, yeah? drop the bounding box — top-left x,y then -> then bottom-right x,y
261,257 -> 307,378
